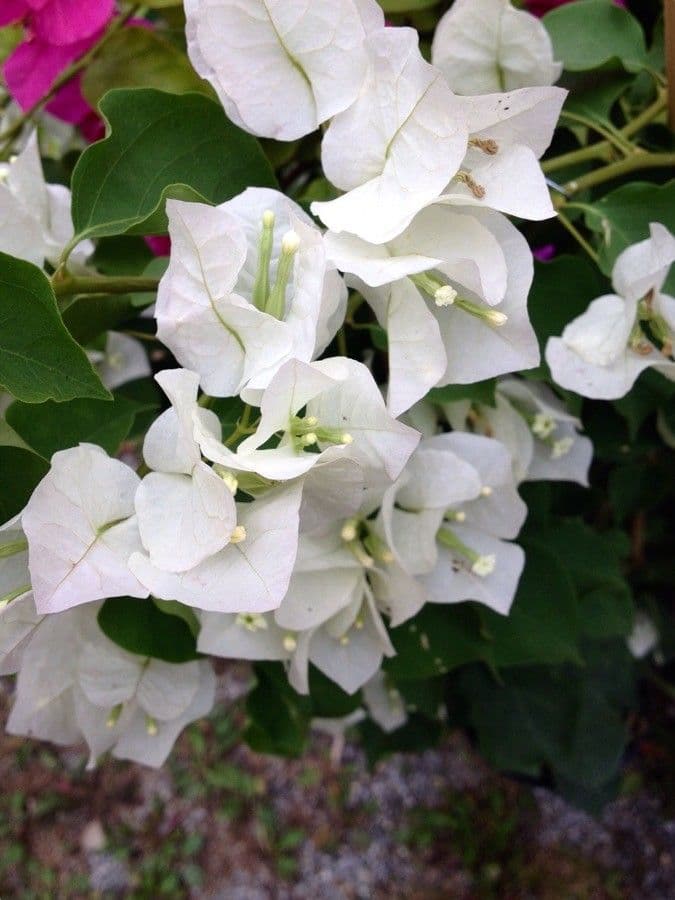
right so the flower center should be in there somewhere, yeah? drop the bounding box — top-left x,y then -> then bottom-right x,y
251,210 -> 300,320
436,526 -> 495,577
410,272 -> 508,326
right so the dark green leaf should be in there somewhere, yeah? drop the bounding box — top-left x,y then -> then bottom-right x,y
582,180 -> 675,274
480,541 -> 582,667
527,256 -> 607,379
0,446 -> 49,522
70,89 -> 276,245
428,379 -> 497,407
385,605 -> 490,680
6,394 -> 151,459
98,596 -> 200,663
245,663 -> 311,756
359,715 -> 442,768
0,253 -> 110,403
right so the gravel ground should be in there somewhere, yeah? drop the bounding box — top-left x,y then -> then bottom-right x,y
0,670 -> 673,899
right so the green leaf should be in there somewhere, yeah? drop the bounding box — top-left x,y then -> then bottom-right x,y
98,596 -> 200,663
582,180 -> 675,274
527,255 -> 607,378
359,715 -> 442,768
385,605 -> 490,680
458,640 -> 633,807
81,27 -> 210,108
561,71 -> 634,121
62,294 -> 138,345
70,89 -> 276,246
245,663 -> 311,756
428,379 -> 497,407
543,0 -> 648,72
0,253 -> 111,403
308,666 -> 362,718
6,393 -> 150,459
523,520 -> 633,639
152,599 -> 200,638
481,541 -> 582,668
0,446 -> 49,522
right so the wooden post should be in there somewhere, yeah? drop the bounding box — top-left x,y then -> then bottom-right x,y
667,0 -> 675,129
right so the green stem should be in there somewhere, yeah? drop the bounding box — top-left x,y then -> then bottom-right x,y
556,209 -> 600,264
559,111 -> 633,154
559,152 -> 675,200
223,404 -> 256,447
0,6 -> 139,157
542,90 -> 667,176
52,275 -> 161,298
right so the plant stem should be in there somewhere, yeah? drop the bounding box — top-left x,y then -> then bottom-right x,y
559,111 -> 633,154
51,274 -> 160,298
556,209 -> 600,264
223,405 -> 257,447
542,90 -> 668,176
558,152 -> 675,200
0,6 -> 139,157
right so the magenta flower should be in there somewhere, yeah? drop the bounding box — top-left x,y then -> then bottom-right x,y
0,0 -> 114,46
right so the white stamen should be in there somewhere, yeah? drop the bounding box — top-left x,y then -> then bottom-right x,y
480,485 -> 493,497
551,437 -> 574,459
532,413 -> 555,439
230,525 -> 247,544
471,554 -> 496,577
282,633 -> 297,653
434,285 -> 457,307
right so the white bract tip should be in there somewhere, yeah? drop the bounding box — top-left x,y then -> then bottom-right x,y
472,554 -> 496,577
434,285 -> 457,307
230,525 -> 247,544
281,230 -> 301,255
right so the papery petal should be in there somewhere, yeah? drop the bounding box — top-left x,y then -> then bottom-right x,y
185,0 -> 374,140
130,484 -> 302,613
22,445 -> 147,613
313,27 -> 468,243
432,0 -> 561,95
612,223 -> 675,302
422,526 -> 525,615
135,465 -> 237,573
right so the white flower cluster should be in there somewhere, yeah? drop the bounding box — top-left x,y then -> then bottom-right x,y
1,0 -> 592,764
547,223 -> 675,399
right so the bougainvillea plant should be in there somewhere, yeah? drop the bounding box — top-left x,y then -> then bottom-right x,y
0,0 -> 673,810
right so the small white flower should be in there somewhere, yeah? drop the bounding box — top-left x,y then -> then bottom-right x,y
156,191 -> 346,401
547,224 -> 675,399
